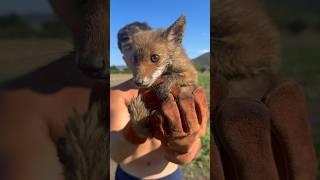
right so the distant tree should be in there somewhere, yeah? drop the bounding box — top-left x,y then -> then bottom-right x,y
315,21 -> 320,34
38,20 -> 70,38
0,13 -> 33,38
0,14 -> 71,39
194,64 -> 208,73
199,66 -> 207,73
110,66 -> 119,73
0,14 -> 28,28
287,19 -> 308,35
122,67 -> 131,74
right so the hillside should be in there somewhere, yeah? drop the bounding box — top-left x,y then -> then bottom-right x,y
192,52 -> 210,67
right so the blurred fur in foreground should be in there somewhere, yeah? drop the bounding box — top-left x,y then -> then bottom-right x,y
57,103 -> 108,180
212,0 -> 280,99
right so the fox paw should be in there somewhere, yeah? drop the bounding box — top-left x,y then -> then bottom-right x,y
128,95 -> 151,137
153,83 -> 170,101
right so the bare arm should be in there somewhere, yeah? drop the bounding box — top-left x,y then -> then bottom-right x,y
110,90 -> 142,164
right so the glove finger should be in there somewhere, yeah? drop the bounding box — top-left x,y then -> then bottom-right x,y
161,94 -> 186,138
150,110 -> 167,143
177,92 -> 200,134
193,87 -> 209,136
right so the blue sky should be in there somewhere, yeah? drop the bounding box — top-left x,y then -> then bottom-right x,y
0,0 -> 210,66
0,0 -> 52,15
110,0 -> 210,66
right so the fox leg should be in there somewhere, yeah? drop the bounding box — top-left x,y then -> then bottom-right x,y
152,72 -> 196,101
57,103 -> 108,180
152,75 -> 176,101
127,95 -> 152,137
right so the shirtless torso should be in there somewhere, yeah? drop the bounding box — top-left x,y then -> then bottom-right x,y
110,79 -> 178,179
0,54 -> 101,180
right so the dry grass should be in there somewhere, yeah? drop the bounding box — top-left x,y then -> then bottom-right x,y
0,38 -> 72,82
110,73 -> 132,87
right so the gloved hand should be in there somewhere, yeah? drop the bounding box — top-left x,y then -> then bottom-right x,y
149,85 -> 209,164
122,84 -> 209,162
211,76 -> 317,180
122,87 -> 165,145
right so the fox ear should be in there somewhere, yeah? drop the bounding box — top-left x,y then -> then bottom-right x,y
163,16 -> 186,45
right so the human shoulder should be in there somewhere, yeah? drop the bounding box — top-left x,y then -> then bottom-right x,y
0,89 -> 38,109
110,79 -> 138,105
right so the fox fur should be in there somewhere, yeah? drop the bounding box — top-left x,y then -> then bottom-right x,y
212,0 -> 281,99
128,16 -> 199,136
57,102 -> 108,180
131,16 -> 198,100
127,95 -> 151,138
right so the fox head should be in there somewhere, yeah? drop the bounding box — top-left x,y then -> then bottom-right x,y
49,0 -> 108,79
131,16 -> 186,87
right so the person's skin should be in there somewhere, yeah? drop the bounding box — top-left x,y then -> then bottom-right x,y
110,45 -> 184,179
0,55 -> 98,180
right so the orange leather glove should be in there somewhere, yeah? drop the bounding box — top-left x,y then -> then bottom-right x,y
122,87 -> 164,145
149,86 -> 209,164
122,84 -> 209,163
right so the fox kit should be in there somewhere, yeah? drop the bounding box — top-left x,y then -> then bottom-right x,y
127,16 -> 199,137
131,16 -> 198,100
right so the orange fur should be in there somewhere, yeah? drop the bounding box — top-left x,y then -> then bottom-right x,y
131,16 -> 198,99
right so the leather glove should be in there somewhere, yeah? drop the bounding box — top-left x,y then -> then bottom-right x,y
122,87 -> 165,145
122,84 -> 209,151
150,85 -> 209,164
212,79 -> 317,180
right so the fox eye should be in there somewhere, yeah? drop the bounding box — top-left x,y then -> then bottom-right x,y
124,45 -> 132,51
133,54 -> 139,64
150,54 -> 160,63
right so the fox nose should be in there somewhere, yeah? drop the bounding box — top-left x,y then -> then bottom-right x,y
77,57 -> 108,79
135,79 -> 144,86
78,57 -> 104,71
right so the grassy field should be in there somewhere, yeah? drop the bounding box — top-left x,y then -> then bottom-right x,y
182,72 -> 210,179
0,38 -> 73,82
110,72 -> 210,180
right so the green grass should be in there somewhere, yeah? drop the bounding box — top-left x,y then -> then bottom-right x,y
0,38 -> 72,83
182,127 -> 210,179
182,72 -> 210,180
280,33 -> 320,114
198,71 -> 210,99
280,33 -> 320,178
312,128 -> 320,179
